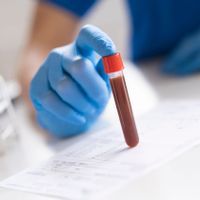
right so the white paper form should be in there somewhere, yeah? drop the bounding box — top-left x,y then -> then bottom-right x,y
1,101 -> 200,200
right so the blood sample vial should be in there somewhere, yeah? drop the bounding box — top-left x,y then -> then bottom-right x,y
103,53 -> 139,148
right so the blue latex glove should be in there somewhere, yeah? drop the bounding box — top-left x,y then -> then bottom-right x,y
30,25 -> 116,137
162,29 -> 200,76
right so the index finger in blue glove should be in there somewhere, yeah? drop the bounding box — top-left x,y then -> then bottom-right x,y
47,48 -> 96,115
62,56 -> 110,107
75,24 -> 117,57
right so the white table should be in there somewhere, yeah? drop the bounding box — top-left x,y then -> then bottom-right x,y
0,60 -> 200,200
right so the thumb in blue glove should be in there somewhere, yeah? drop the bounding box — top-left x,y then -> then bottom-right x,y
30,25 -> 116,137
162,29 -> 200,76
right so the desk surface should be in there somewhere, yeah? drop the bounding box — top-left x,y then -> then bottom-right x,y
0,61 -> 200,200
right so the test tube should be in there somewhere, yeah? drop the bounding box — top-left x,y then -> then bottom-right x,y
103,53 -> 139,148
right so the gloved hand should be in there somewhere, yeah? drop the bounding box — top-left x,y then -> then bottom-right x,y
162,29 -> 200,76
30,25 -> 116,137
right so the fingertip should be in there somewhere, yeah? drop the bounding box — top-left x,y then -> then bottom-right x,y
97,38 -> 117,56
77,24 -> 117,57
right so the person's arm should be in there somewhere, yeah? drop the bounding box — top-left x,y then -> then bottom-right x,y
18,2 -> 80,109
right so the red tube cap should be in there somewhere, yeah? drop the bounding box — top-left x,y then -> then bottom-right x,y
103,53 -> 124,74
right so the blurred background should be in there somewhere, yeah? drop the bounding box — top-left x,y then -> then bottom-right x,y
0,0 -> 129,79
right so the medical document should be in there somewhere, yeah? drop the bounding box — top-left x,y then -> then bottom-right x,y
1,101 -> 200,200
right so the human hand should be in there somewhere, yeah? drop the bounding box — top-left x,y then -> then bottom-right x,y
30,25 -> 116,137
162,29 -> 200,76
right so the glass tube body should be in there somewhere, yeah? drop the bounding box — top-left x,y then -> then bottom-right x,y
108,71 -> 139,147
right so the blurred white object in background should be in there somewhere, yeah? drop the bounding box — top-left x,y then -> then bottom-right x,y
0,76 -> 21,154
